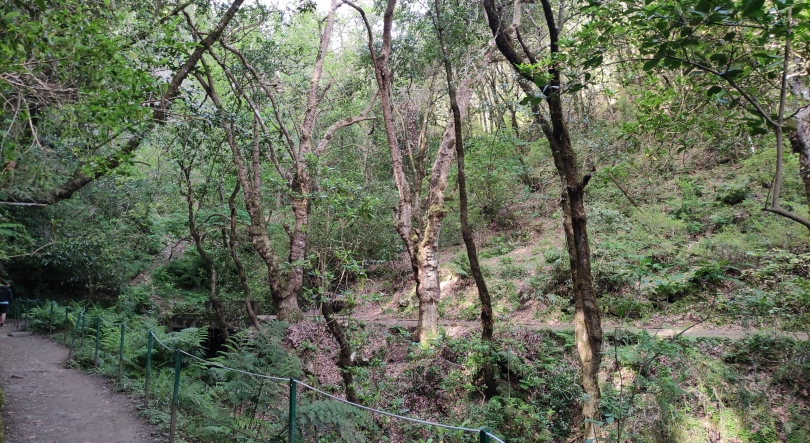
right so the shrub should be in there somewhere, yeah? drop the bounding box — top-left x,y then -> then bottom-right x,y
715,179 -> 750,206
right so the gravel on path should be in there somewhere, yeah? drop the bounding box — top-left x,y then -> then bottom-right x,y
0,330 -> 157,443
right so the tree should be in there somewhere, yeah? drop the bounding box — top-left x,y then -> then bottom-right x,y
189,1 -> 369,320
347,0 -> 494,342
0,0 -> 245,206
430,0 -> 496,397
481,0 -> 604,438
174,134 -> 231,341
586,0 -> 810,228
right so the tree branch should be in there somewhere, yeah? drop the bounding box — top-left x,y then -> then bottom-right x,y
314,91 -> 378,156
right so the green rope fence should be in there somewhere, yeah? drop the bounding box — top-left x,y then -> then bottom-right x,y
10,300 -> 507,443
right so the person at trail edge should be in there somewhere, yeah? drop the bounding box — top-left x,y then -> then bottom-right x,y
0,281 -> 13,327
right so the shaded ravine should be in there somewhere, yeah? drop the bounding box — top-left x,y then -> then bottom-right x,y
0,331 -> 156,443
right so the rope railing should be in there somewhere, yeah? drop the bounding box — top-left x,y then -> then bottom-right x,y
13,300 -> 508,443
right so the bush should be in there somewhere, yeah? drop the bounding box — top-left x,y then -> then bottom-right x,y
715,180 -> 750,206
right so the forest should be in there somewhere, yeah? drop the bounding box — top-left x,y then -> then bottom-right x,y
0,0 -> 809,441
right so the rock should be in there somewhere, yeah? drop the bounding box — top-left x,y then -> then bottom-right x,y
9,331 -> 33,337
398,285 -> 418,308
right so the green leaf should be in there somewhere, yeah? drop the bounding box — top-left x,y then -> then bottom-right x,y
695,0 -> 713,13
519,94 -> 545,106
706,85 -> 723,96
583,55 -> 603,69
710,53 -> 729,66
568,83 -> 586,93
740,0 -> 766,17
662,57 -> 682,69
642,59 -> 660,71
721,66 -> 744,78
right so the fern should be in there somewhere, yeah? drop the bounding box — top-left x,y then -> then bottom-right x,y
0,222 -> 26,238
297,399 -> 374,442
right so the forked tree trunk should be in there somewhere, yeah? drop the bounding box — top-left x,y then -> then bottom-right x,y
411,79 -> 485,342
197,68 -> 302,321
205,0 -> 372,322
347,0 -> 490,342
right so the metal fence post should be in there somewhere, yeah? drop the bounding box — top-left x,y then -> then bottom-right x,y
24,299 -> 29,330
94,316 -> 101,368
48,301 -> 54,333
144,331 -> 153,408
67,311 -> 81,360
78,313 -> 86,348
288,378 -> 297,443
63,306 -> 69,340
479,428 -> 491,443
118,323 -> 125,380
168,349 -> 182,443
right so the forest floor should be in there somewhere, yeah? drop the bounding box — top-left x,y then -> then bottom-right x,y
0,326 -> 157,443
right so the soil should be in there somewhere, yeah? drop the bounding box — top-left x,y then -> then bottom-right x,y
0,329 -> 157,443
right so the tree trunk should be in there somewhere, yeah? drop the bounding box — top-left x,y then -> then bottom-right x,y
790,74 -> 810,203
182,164 -> 230,342
433,0 -> 496,397
348,0 -> 493,342
482,0 -> 603,439
227,182 -> 261,330
194,66 -> 302,322
285,170 -> 311,321
321,300 -> 358,403
207,268 -> 229,342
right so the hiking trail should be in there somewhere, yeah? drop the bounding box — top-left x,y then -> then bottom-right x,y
0,330 -> 157,443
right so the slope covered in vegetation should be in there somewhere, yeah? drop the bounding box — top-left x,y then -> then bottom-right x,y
1,0 -> 809,441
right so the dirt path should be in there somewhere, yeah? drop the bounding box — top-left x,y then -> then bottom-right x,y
350,312 -> 810,340
263,310 -> 808,340
0,331 -> 156,443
